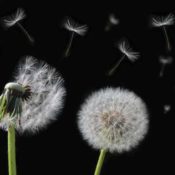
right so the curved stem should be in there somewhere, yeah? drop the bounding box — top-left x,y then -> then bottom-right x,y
17,23 -> 34,43
162,26 -> 171,51
8,126 -> 17,175
94,149 -> 107,175
107,55 -> 125,76
65,32 -> 75,57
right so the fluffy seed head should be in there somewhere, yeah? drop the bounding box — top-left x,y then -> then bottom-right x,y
118,40 -> 140,61
0,56 -> 66,134
64,17 -> 88,36
152,13 -> 175,27
78,87 -> 149,153
2,8 -> 26,27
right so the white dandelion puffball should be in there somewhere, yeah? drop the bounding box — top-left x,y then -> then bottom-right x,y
78,87 -> 149,153
0,56 -> 66,133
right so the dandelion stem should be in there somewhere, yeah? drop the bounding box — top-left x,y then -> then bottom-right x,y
162,26 -> 171,51
159,64 -> 166,77
17,23 -> 34,43
8,126 -> 17,175
107,55 -> 125,76
65,32 -> 75,57
105,22 -> 112,31
94,149 -> 107,175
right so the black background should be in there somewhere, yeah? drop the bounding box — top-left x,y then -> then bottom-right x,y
0,0 -> 175,175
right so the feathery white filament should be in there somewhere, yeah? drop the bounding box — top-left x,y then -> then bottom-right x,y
3,8 -> 26,27
78,87 -> 149,153
64,17 -> 88,36
118,40 -> 140,61
152,14 -> 175,27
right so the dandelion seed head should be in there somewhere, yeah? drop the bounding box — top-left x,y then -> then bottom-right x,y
64,17 -> 88,36
118,40 -> 140,61
159,56 -> 173,65
152,13 -> 175,27
78,87 -> 149,153
0,56 -> 66,134
3,8 -> 26,27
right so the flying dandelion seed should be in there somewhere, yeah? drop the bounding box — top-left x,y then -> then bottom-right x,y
163,104 -> 171,114
105,13 -> 119,31
159,56 -> 173,77
78,87 -> 149,175
2,8 -> 34,43
151,13 -> 174,51
107,39 -> 140,76
63,17 -> 88,57
0,56 -> 66,175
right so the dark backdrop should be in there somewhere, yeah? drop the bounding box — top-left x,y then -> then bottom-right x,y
0,1 -> 174,175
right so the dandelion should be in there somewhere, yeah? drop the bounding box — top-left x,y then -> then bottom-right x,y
163,104 -> 171,114
151,13 -> 174,51
63,17 -> 88,57
105,13 -> 119,31
78,87 -> 149,175
2,8 -> 34,43
0,56 -> 66,175
159,56 -> 173,77
107,39 -> 139,76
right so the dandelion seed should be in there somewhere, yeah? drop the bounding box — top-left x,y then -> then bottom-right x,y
2,8 -> 34,43
152,14 -> 174,27
105,13 -> 119,31
107,39 -> 140,76
63,17 -> 88,57
159,56 -> 173,77
78,87 -> 149,175
151,14 -> 174,51
163,104 -> 171,114
0,56 -> 66,175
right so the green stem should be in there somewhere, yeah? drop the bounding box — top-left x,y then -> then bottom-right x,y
159,64 -> 166,77
8,126 -> 17,175
107,55 -> 125,76
17,23 -> 34,43
162,26 -> 171,51
94,149 -> 107,175
65,32 -> 74,57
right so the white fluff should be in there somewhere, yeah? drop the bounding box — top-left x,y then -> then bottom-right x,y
3,8 -> 26,27
78,87 -> 149,153
64,17 -> 88,36
152,13 -> 175,27
0,56 -> 66,134
118,40 -> 140,62
109,14 -> 119,25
